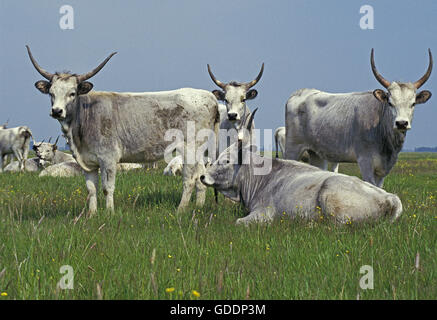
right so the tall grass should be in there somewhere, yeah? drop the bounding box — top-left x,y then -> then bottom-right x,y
0,153 -> 435,299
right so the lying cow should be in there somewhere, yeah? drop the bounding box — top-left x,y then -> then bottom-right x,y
40,161 -> 145,177
39,160 -> 82,177
4,157 -> 41,172
0,126 -> 32,172
33,137 -> 74,166
200,110 -> 402,225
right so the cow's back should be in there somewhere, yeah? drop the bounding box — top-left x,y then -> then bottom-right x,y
286,89 -> 382,162
70,88 -> 218,167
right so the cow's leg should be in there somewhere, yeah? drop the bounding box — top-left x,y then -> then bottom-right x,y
357,158 -> 377,186
178,163 -> 196,212
330,162 -> 339,173
194,162 -> 207,207
22,145 -> 29,171
308,151 -> 328,170
236,207 -> 275,225
284,143 -> 305,161
12,147 -> 24,171
100,161 -> 117,211
375,175 -> 385,188
195,178 -> 207,207
84,169 -> 99,215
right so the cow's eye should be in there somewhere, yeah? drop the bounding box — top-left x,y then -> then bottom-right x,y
69,92 -> 76,98
411,103 -> 416,108
224,99 -> 229,104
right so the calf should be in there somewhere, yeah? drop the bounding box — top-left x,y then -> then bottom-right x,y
201,110 -> 402,225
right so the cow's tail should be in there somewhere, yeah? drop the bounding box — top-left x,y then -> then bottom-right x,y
213,103 -> 221,162
274,131 -> 279,158
213,102 -> 221,204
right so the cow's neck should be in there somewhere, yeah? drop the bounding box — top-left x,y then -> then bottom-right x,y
58,96 -> 93,172
236,154 -> 266,209
378,104 -> 406,170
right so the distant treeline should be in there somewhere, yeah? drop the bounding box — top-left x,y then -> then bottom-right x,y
414,146 -> 437,152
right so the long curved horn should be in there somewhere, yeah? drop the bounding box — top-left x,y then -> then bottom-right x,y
245,63 -> 264,88
246,108 -> 258,131
207,64 -> 226,89
76,52 -> 117,83
25,45 -> 54,80
370,49 -> 391,89
413,49 -> 433,89
54,135 -> 60,146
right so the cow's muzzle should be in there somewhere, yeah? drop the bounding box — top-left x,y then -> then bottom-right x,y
395,120 -> 410,131
51,108 -> 65,119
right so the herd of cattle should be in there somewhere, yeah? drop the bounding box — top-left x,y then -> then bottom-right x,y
0,45 -> 433,225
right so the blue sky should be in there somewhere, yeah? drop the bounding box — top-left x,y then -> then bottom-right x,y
1,0 -> 436,149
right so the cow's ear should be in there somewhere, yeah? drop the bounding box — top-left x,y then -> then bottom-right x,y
245,89 -> 258,100
212,90 -> 225,101
416,90 -> 432,104
32,145 -> 37,151
373,89 -> 388,103
77,81 -> 94,95
35,80 -> 51,94
52,144 -> 57,151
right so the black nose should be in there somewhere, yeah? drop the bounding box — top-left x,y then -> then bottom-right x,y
228,113 -> 238,121
200,175 -> 205,181
395,120 -> 409,130
52,108 -> 62,117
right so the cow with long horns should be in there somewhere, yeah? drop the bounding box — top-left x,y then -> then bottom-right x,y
201,109 -> 403,225
26,46 -> 219,214
284,49 -> 432,187
207,63 -> 263,127
33,136 -> 74,167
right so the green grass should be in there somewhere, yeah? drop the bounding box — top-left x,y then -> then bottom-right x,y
0,153 -> 435,300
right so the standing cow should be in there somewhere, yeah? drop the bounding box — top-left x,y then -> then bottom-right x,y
200,110 -> 403,225
26,46 -> 219,214
284,49 -> 432,187
207,64 -> 262,128
0,125 -> 32,172
275,126 -> 339,172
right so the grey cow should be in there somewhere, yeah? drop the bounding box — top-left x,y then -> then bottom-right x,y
0,125 -> 32,172
200,110 -> 403,225
207,63 -> 262,129
284,49 -> 432,187
26,46 -> 219,214
275,126 -> 339,172
33,137 -> 74,166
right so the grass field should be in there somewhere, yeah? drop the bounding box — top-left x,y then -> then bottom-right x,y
0,153 -> 436,300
